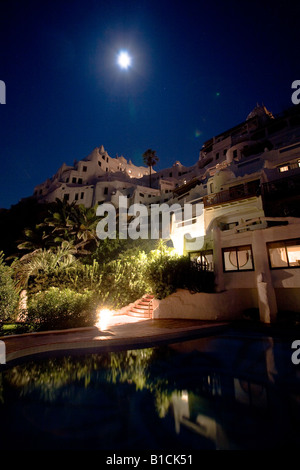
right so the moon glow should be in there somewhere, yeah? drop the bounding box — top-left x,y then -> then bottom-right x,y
117,50 -> 132,69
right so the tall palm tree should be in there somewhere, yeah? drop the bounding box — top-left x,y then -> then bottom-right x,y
142,149 -> 159,188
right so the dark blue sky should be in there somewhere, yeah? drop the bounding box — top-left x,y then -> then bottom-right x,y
0,0 -> 299,209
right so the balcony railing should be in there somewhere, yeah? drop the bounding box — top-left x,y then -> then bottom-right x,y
203,182 -> 260,208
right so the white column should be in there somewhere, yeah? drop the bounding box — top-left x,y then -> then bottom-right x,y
252,230 -> 277,323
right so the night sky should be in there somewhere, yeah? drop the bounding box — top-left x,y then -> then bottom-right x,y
0,0 -> 299,209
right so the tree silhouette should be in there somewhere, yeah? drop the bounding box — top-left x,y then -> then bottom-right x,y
142,149 -> 159,188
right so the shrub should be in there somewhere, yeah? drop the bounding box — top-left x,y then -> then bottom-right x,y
27,287 -> 98,330
145,248 -> 215,299
27,260 -> 103,296
101,248 -> 148,308
0,253 -> 19,322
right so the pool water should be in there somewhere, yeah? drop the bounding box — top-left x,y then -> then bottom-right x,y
1,327 -> 300,450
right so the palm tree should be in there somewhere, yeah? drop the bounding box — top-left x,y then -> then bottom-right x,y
142,149 -> 159,188
12,241 -> 79,289
39,199 -> 99,255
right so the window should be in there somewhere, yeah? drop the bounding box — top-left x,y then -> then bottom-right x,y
139,192 -> 144,197
279,165 -> 289,173
66,177 -> 69,183
233,149 -> 238,159
189,250 -> 213,271
98,161 -> 101,167
80,192 -> 84,199
169,172 -> 172,177
75,193 -> 78,201
215,152 -> 219,160
223,245 -> 254,272
83,166 -> 87,172
104,187 -> 108,195
268,239 -> 300,268
78,178 -> 82,184
63,194 -> 69,201
72,177 -> 76,183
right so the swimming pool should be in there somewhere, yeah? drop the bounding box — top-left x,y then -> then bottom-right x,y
0,326 -> 300,450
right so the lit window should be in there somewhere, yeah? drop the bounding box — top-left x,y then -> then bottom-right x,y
268,239 -> 300,268
223,245 -> 254,272
279,165 -> 289,172
189,251 -> 214,271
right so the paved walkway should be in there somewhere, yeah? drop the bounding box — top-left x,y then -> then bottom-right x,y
1,314 -> 229,363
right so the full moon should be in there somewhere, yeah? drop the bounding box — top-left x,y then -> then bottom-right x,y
117,51 -> 132,69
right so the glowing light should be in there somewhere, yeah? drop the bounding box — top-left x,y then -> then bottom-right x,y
95,308 -> 115,330
117,51 -> 132,69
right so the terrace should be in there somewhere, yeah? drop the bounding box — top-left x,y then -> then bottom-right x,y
203,180 -> 260,208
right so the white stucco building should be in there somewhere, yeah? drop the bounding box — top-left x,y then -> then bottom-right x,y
32,103 -> 300,322
165,104 -> 300,322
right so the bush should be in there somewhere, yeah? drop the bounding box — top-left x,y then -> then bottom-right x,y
27,260 -> 103,296
0,254 -> 19,322
145,249 -> 215,299
100,248 -> 148,308
27,287 -> 98,330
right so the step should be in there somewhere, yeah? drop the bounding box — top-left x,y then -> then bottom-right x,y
131,306 -> 149,314
137,301 -> 152,307
127,310 -> 152,318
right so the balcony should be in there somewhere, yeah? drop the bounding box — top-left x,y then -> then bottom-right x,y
203,181 -> 260,208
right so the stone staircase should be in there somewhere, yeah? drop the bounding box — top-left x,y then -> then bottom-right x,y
126,294 -> 154,318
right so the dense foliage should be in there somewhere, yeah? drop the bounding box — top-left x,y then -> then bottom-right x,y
26,287 -> 97,330
0,253 -> 19,323
145,244 -> 214,299
0,200 -> 215,332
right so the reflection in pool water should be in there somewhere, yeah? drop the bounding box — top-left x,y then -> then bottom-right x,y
0,328 -> 300,450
